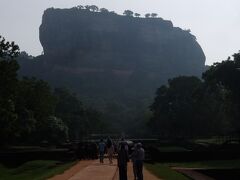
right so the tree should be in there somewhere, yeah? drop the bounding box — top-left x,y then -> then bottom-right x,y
85,5 -> 91,11
149,76 -> 204,138
54,88 -> 85,140
89,5 -> 99,12
16,77 -> 58,143
0,35 -> 20,144
42,116 -> 68,144
134,13 -> 141,17
123,10 -> 134,17
0,35 -> 19,60
77,5 -> 84,9
203,52 -> 240,134
100,8 -> 109,13
145,13 -> 151,18
54,88 -> 106,140
151,13 -> 158,18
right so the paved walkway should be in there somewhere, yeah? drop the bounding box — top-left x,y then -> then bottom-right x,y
69,160 -> 117,180
50,159 -> 160,180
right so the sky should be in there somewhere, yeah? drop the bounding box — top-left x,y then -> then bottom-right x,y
0,0 -> 239,65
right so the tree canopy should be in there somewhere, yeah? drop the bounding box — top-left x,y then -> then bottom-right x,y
0,36 -> 106,146
149,51 -> 240,138
123,10 -> 134,17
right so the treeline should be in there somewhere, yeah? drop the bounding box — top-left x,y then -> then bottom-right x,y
68,5 -> 159,18
0,36 -> 105,146
149,52 -> 240,138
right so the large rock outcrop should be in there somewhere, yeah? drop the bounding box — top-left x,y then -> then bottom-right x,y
19,7 -> 206,132
39,8 -> 205,76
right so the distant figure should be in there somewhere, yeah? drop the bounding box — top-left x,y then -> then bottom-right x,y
106,137 -> 114,164
135,143 -> 145,180
98,139 -> 105,163
117,139 -> 129,180
131,144 -> 138,180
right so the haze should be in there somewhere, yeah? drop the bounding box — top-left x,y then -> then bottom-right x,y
1,0 -> 239,65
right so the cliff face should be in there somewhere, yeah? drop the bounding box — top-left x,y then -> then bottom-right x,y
19,8 -> 206,131
39,8 -> 205,76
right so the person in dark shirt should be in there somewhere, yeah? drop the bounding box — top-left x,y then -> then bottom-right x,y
106,137 -> 114,164
135,143 -> 145,180
117,140 -> 129,180
131,144 -> 138,180
98,139 -> 105,163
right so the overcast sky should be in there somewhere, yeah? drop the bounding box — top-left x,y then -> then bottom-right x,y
1,0 -> 239,65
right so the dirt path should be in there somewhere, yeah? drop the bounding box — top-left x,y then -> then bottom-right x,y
50,159 -> 160,180
49,160 -> 93,180
68,160 -> 117,180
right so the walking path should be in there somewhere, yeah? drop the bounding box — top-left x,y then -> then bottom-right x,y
49,159 -> 160,180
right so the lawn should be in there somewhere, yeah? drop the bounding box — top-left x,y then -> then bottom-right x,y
158,146 -> 190,152
0,160 -> 76,180
145,159 -> 240,180
165,159 -> 240,169
145,163 -> 190,180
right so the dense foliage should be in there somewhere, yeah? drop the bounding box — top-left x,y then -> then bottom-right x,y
0,36 -> 104,146
149,52 -> 240,138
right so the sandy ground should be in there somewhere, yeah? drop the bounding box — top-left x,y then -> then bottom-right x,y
50,159 -> 160,180
49,160 -> 92,180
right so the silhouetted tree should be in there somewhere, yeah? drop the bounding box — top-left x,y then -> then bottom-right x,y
151,13 -> 158,18
77,5 -> 84,9
100,8 -> 109,13
134,13 -> 141,17
85,5 -> 91,11
0,35 -> 19,59
0,36 -> 19,144
54,88 -> 105,140
203,51 -> 240,134
89,5 -> 99,12
123,10 -> 134,17
145,13 -> 151,18
149,76 -> 210,138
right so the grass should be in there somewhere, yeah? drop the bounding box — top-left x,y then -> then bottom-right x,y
158,146 -> 190,152
165,159 -> 240,169
145,159 -> 240,180
194,136 -> 239,145
0,160 -> 76,180
145,163 -> 190,180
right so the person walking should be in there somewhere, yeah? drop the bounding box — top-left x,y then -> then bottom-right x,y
98,139 -> 105,163
117,140 -> 129,180
106,137 -> 114,164
131,144 -> 138,180
135,143 -> 145,180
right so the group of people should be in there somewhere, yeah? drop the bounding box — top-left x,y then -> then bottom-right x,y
98,137 -> 115,164
98,137 -> 145,180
